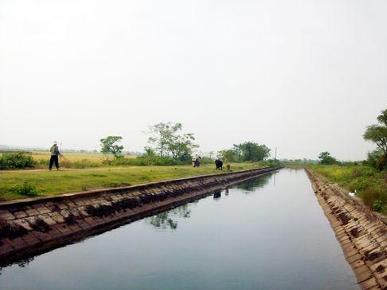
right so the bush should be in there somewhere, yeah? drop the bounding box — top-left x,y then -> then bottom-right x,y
360,183 -> 386,206
372,200 -> 384,212
10,182 -> 39,197
0,152 -> 35,169
101,155 -> 187,166
135,155 -> 184,166
367,149 -> 386,171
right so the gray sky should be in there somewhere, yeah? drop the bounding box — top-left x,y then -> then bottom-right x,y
0,0 -> 386,160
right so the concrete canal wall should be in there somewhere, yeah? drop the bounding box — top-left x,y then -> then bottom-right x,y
306,169 -> 387,290
0,167 -> 277,264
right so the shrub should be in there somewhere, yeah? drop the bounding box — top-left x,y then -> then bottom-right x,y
359,186 -> 385,208
367,149 -> 386,171
10,182 -> 39,197
102,155 -> 189,166
372,200 -> 384,212
132,155 -> 185,166
0,152 -> 35,169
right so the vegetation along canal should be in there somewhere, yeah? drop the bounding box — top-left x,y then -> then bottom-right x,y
0,169 -> 358,290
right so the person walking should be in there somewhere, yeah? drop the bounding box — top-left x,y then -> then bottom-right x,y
49,141 -> 61,170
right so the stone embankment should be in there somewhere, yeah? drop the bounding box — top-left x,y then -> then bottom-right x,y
306,169 -> 387,290
0,167 -> 277,265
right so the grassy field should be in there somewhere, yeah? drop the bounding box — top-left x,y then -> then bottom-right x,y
31,151 -> 107,162
30,151 -> 132,168
0,163 -> 261,201
310,164 -> 387,214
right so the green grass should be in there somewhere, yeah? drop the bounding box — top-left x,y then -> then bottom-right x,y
0,163 -> 262,201
310,164 -> 387,214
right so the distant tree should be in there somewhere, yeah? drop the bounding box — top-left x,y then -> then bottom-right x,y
147,122 -> 198,161
234,142 -> 271,162
318,151 -> 337,165
219,142 -> 270,162
364,108 -> 387,170
219,149 -> 240,162
143,146 -> 156,157
100,136 -> 124,158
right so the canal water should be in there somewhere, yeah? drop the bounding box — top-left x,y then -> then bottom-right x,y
0,169 -> 359,290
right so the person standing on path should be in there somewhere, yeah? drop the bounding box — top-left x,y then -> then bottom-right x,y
49,141 -> 61,170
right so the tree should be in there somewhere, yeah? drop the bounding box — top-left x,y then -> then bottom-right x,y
147,122 -> 198,161
364,108 -> 387,170
100,136 -> 124,158
233,142 -> 271,162
219,142 -> 270,162
219,149 -> 240,162
318,151 -> 337,165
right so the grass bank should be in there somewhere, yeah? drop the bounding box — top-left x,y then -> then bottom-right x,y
0,163 -> 262,201
309,164 -> 387,214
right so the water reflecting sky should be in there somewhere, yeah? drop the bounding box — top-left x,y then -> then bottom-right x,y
0,169 -> 358,290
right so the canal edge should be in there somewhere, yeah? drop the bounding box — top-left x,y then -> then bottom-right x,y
305,168 -> 387,290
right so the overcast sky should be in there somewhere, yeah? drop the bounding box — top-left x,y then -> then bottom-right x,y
0,0 -> 386,160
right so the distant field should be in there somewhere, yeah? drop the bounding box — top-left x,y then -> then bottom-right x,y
33,151 -> 139,160
31,151 -> 108,162
0,163 -> 262,201
4,151 -> 136,168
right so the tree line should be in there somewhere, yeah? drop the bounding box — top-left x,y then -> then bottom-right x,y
100,122 -> 272,165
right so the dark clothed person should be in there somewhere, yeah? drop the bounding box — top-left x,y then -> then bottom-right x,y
49,143 -> 60,170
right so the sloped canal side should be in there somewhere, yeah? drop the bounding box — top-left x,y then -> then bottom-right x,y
0,169 -> 358,290
306,169 -> 387,290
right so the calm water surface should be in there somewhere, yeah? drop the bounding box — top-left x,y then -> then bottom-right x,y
0,169 -> 358,290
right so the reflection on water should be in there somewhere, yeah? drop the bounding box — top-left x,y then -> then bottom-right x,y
234,173 -> 271,192
0,169 -> 359,290
148,204 -> 191,230
15,257 -> 34,268
213,190 -> 221,199
0,252 -> 35,276
147,173 -> 272,231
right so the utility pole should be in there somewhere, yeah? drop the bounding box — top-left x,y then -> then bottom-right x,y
274,147 -> 277,161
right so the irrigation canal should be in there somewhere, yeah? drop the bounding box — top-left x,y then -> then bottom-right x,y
0,169 -> 358,290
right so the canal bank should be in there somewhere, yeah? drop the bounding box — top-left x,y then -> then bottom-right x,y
0,167 -> 277,265
306,169 -> 387,290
